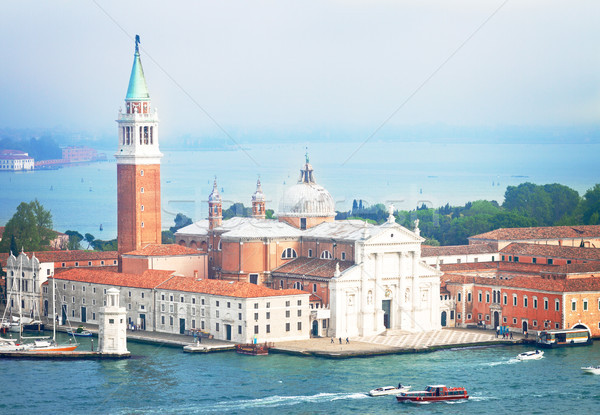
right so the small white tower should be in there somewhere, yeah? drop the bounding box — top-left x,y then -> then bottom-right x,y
98,288 -> 129,356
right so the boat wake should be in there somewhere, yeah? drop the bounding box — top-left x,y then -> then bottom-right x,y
208,392 -> 369,411
480,358 -> 519,367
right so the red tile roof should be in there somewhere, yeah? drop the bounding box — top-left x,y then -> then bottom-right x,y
272,257 -> 355,279
123,244 -> 202,257
440,261 -> 557,274
421,244 -> 497,257
444,273 -> 600,292
53,268 -> 175,289
157,277 -> 307,298
500,243 -> 600,261
51,268 -> 307,298
469,225 -> 600,241
0,250 -> 118,264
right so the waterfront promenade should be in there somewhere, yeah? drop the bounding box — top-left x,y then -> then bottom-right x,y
38,318 -> 525,357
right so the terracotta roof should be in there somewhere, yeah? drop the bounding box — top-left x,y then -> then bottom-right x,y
469,225 -> 600,241
0,250 -> 118,264
422,244 -> 497,257
440,261 -> 557,274
51,268 -> 307,298
500,243 -> 600,261
52,268 -> 175,289
543,262 -> 600,276
157,277 -> 307,298
445,273 -> 600,293
123,244 -> 203,256
272,257 -> 355,279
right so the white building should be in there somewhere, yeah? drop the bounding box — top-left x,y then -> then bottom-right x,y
329,213 -> 442,337
0,149 -> 34,171
5,251 -> 52,318
42,268 -> 310,343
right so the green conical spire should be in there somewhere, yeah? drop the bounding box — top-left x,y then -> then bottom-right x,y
126,35 -> 150,101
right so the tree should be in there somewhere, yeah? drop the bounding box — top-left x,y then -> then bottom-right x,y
503,183 -> 552,225
169,213 -> 193,233
542,183 -> 580,223
581,184 -> 600,225
84,233 -> 95,249
65,230 -> 83,250
0,200 -> 54,253
9,235 -> 18,255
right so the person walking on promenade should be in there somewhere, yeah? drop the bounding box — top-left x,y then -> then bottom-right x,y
331,337 -> 334,344
510,331 -> 513,340
346,337 -> 349,344
339,337 -> 342,344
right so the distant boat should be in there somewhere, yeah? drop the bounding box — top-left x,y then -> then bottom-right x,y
99,224 -> 103,231
89,187 -> 93,192
50,185 -> 53,191
81,178 -> 84,183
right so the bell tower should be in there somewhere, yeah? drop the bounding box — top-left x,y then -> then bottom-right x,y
115,35 -> 162,254
208,178 -> 222,230
252,178 -> 266,219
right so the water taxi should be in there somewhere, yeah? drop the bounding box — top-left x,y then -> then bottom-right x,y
581,366 -> 600,375
396,385 -> 468,402
235,342 -> 272,356
517,350 -> 544,360
368,384 -> 411,397
537,329 -> 592,348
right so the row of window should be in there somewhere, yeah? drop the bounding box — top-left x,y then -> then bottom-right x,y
60,260 -> 117,267
459,290 -> 561,311
281,247 -> 346,260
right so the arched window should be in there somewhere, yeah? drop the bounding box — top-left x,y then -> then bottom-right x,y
218,240 -> 222,250
293,282 -> 303,290
457,292 -> 462,302
320,250 -> 332,260
281,248 -> 297,259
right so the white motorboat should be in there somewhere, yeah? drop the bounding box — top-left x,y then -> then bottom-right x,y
368,384 -> 411,396
581,366 -> 600,375
517,350 -> 544,360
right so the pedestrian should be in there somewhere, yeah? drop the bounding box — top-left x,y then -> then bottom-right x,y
339,337 -> 342,344
331,337 -> 334,344
509,331 -> 513,340
346,337 -> 349,344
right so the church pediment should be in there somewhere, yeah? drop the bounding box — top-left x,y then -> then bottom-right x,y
363,222 -> 424,246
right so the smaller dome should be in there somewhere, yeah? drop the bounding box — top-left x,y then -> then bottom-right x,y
279,162 -> 335,218
252,179 -> 265,202
208,178 -> 221,203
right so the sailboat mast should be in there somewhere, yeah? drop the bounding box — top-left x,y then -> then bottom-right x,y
18,255 -> 22,341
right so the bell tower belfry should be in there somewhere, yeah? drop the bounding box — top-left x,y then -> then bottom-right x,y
252,178 -> 266,219
115,35 -> 162,254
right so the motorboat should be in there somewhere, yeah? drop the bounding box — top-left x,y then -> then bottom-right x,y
517,350 -> 544,360
369,385 -> 411,396
67,327 -> 93,337
581,366 -> 600,375
396,385 -> 468,402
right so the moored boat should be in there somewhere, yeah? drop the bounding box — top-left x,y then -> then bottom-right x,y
396,385 -> 468,402
537,329 -> 592,348
67,327 -> 93,337
369,384 -> 411,396
581,366 -> 600,375
517,350 -> 544,360
235,343 -> 271,355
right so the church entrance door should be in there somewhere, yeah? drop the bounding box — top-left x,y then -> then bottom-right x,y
441,311 -> 447,327
382,300 -> 391,329
312,321 -> 319,337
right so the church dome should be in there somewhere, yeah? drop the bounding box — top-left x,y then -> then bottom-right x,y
208,178 -> 221,203
252,179 -> 265,202
279,160 -> 335,218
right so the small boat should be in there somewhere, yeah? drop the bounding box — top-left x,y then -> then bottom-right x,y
517,350 -> 544,360
26,338 -> 78,353
396,385 -> 468,402
99,224 -> 103,231
67,328 -> 93,337
537,329 -> 592,348
581,366 -> 600,375
369,384 -> 411,396
235,343 -> 271,356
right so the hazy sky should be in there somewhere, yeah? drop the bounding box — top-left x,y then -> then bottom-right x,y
1,1 -> 599,143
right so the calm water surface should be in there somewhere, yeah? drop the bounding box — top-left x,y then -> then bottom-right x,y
0,141 -> 598,240
2,333 -> 599,414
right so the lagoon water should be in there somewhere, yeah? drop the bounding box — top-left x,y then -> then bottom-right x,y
0,141 -> 598,240
2,333 -> 600,414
